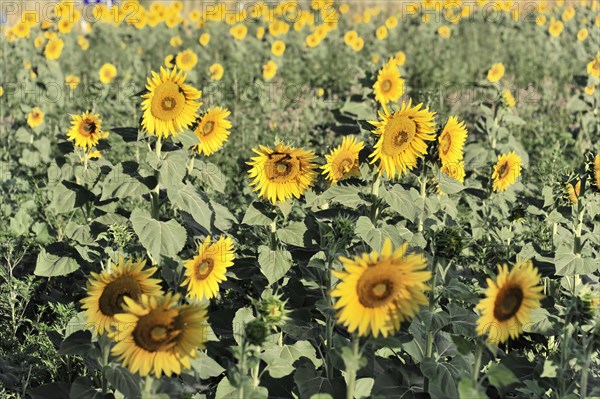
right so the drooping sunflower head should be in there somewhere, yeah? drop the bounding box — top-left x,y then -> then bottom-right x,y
181,236 -> 236,301
67,111 -> 105,149
331,238 -> 431,338
373,58 -> 404,105
247,141 -> 317,204
110,293 -> 208,377
492,151 -> 522,192
369,99 -> 436,179
566,179 -> 581,204
192,106 -> 232,156
437,116 -> 468,165
321,136 -> 365,184
141,67 -> 202,139
476,260 -> 543,345
81,257 -> 163,335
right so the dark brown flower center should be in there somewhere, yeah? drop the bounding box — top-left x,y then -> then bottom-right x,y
357,271 -> 396,308
202,121 -> 215,136
132,309 -> 183,352
161,97 -> 177,111
82,121 -> 96,135
497,162 -> 510,179
98,275 -> 142,317
493,285 -> 523,321
440,132 -> 451,155
194,258 -> 214,280
381,79 -> 392,92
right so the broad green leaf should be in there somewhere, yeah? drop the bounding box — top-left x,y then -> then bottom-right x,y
100,162 -> 152,201
319,184 -> 366,208
383,185 -> 418,221
261,341 -> 321,379
192,160 -> 226,193
130,209 -> 187,261
355,216 -> 403,251
59,331 -> 94,356
35,245 -> 79,277
190,352 -> 225,379
554,245 -> 596,276
70,377 -> 103,399
104,366 -> 141,399
242,201 -> 275,226
169,183 -> 213,231
420,357 -> 459,399
458,378 -> 486,399
354,378 -> 374,399
258,246 -> 292,285
438,172 -> 464,195
540,359 -> 557,378
232,307 -> 254,345
486,363 -> 518,388
277,221 -> 307,246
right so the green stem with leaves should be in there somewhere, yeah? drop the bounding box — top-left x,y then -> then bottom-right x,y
423,243 -> 437,393
472,342 -> 483,389
370,173 -> 381,223
325,256 -> 334,380
151,137 -> 162,219
417,168 -> 428,233
346,335 -> 361,399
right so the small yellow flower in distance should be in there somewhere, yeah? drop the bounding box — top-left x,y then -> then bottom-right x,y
438,25 -> 451,38
65,75 -> 80,90
316,88 -> 325,97
587,52 -> 600,78
34,36 -> 45,49
306,34 -> 321,48
199,33 -> 210,46
165,54 -> 175,68
503,90 -> 516,107
535,15 -> 546,26
230,24 -> 248,40
492,151 -> 522,192
594,153 -> 600,190
45,38 -> 64,60
395,51 -> 406,66
577,28 -> 588,41
584,85 -> 595,96
385,16 -> 398,29
99,63 -> 117,84
77,35 -> 90,51
57,18 -> 73,33
549,18 -> 564,37
257,26 -> 265,39
339,3 -> 350,14
27,107 -> 44,128
176,49 -> 198,72
170,35 -> 182,47
487,63 -> 505,83
371,54 -> 380,64
422,14 -> 431,23
263,60 -> 278,81
344,30 -> 358,46
271,40 -> 286,56
351,36 -> 364,52
0,86 -> 4,97
209,63 -> 224,81
562,5 -> 575,22
376,25 -> 388,40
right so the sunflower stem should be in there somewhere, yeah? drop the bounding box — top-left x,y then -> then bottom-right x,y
144,376 -> 154,395
370,173 -> 381,223
151,137 -> 163,219
269,219 -> 277,251
325,257 -> 334,380
187,155 -> 195,176
346,334 -> 361,399
417,172 -> 427,233
472,342 -> 483,389
423,244 -> 437,393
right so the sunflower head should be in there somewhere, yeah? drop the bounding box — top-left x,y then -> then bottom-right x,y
258,290 -> 290,328
476,260 -> 543,345
369,99 -> 436,179
373,58 -> 405,105
67,111 -> 105,149
175,49 -> 198,72
594,153 -> 600,190
27,107 -> 44,128
192,107 -> 232,156
110,293 -> 208,377
141,67 -> 202,139
331,238 -> 431,337
487,63 -> 505,83
438,116 -> 468,165
81,257 -> 163,335
566,179 -> 581,204
492,151 -> 522,192
247,141 -> 317,204
321,136 -> 365,184
181,236 -> 235,301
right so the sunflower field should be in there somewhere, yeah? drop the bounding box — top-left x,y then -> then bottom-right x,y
1,0 -> 600,398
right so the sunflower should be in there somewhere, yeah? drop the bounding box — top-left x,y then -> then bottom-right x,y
394,51 -> 406,66
77,35 -> 90,51
578,28 -> 589,41
351,36 -> 364,52
438,116 -> 467,165
192,107 -> 232,156
27,107 -> 44,128
209,63 -> 224,81
80,257 -> 163,335
376,25 -> 388,40
440,161 -> 465,182
230,23 -> 248,40
584,86 -> 596,96
247,141 -> 317,204
503,90 -> 516,107
549,17 -> 564,37
595,153 -> 600,190
67,111 -> 106,149
438,25 -> 451,38
344,30 -> 358,46
99,63 -> 117,84
181,236 -> 235,300
44,38 -> 64,60
587,52 -> 600,78
141,67 -> 202,139
110,293 -> 207,377
566,180 -> 581,204
492,151 -> 522,192
373,59 -> 404,105
331,238 -> 431,337
263,60 -> 278,81
65,75 -> 80,90
321,136 -> 365,184
199,33 -> 210,46
176,49 -> 198,72
271,40 -> 286,56
476,260 -> 543,345
487,63 -> 505,83
369,100 -> 436,179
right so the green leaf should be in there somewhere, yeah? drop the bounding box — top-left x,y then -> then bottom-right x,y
100,162 -> 152,201
457,378 -> 486,399
50,181 -> 91,214
258,246 -> 292,285
294,363 -> 332,399
104,366 -> 141,399
261,341 -> 321,379
169,183 -> 213,231
540,359 -> 557,378
438,172 -> 464,195
383,185 -> 418,221
35,245 -> 80,277
192,160 -> 227,193
190,352 -> 225,379
420,357 -> 459,399
277,221 -> 308,246
354,378 -> 374,399
59,331 -> 94,356
319,184 -> 366,208
232,307 -> 254,345
486,363 -> 518,388
354,216 -> 403,251
554,245 -> 596,276
70,377 -> 103,399
130,209 -> 187,261
242,201 -> 275,226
